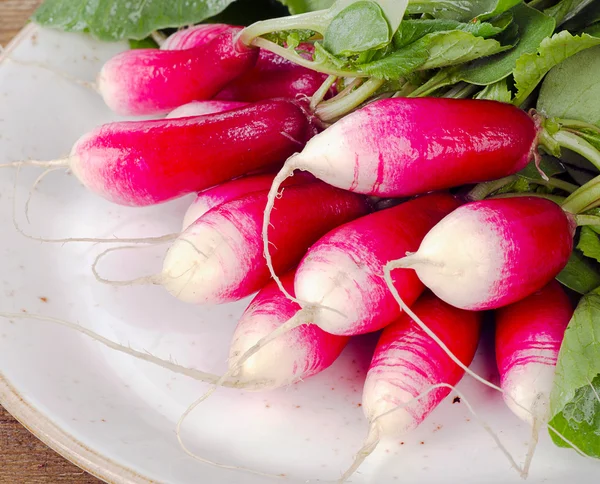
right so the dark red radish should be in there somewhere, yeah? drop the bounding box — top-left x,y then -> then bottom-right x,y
388,197 -> 575,311
182,172 -> 313,229
215,48 -> 330,102
166,100 -> 248,119
341,292 -> 482,480
16,99 -> 313,206
161,24 -> 236,51
98,28 -> 258,115
229,271 -> 349,389
293,193 -> 461,336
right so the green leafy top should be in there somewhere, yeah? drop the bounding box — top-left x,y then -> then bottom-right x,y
513,31 -> 600,106
538,44 -> 600,126
549,292 -> 600,458
33,0 -> 238,41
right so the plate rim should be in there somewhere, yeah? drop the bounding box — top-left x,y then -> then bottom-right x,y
0,23 -> 156,484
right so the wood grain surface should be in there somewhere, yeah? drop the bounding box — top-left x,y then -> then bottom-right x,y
0,1 -> 101,482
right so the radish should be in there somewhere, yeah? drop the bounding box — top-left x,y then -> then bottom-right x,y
340,292 -> 482,481
7,99 -> 313,206
166,100 -> 248,119
182,172 -> 313,230
495,280 -> 572,474
387,197 -> 575,311
98,28 -> 258,115
292,192 -> 461,336
229,271 -> 349,388
215,48 -> 330,102
161,24 -> 236,51
160,23 -> 327,102
263,98 -> 539,297
96,182 -> 371,304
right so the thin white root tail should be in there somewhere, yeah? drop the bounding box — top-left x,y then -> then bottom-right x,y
11,162 -> 179,245
5,57 -> 99,92
25,167 -> 63,224
338,425 -> 381,483
522,416 -> 541,479
0,312 -> 222,384
262,159 -> 301,305
92,245 -> 163,287
340,383 -> 524,484
173,312 -> 312,479
1,158 -> 70,169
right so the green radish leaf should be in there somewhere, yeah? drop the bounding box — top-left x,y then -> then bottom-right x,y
474,78 -> 512,102
513,32 -> 600,106
460,3 -> 555,85
545,0 -> 595,26
324,1 -> 391,55
277,0 -> 336,14
538,45 -> 600,127
362,30 -> 508,80
405,0 -> 520,22
420,31 -> 510,70
550,375 -> 600,457
556,250 -> 600,294
393,16 -> 510,49
33,0 -> 239,41
128,37 -> 159,49
578,226 -> 600,262
586,23 -> 600,37
549,292 -> 600,457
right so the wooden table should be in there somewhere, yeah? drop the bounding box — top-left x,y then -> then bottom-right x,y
0,1 -> 101,482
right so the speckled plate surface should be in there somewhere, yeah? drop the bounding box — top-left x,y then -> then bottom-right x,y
0,23 -> 597,484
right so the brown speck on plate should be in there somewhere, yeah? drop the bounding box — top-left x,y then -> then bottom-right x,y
420,441 -> 425,445
39,296 -> 48,303
452,396 -> 461,404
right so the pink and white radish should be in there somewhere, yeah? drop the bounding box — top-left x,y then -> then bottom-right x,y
496,280 -> 572,423
166,100 -> 248,119
263,98 -> 540,303
98,182 -> 370,304
9,99 -> 313,206
161,24 -> 236,51
292,192 -> 461,336
229,271 -> 349,389
387,197 -> 575,311
340,292 -> 482,480
98,28 -> 258,115
495,280 -> 572,473
182,172 -> 313,229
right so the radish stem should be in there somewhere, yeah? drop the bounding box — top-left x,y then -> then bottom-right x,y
562,174 -> 600,213
310,74 -> 337,110
553,130 -> 600,171
316,77 -> 385,121
251,37 -> 361,77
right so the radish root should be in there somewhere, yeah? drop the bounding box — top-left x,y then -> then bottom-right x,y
10,163 -> 179,245
5,57 -> 99,92
262,159 -> 302,304
0,312 -> 223,384
24,166 -> 63,224
340,384 -> 522,483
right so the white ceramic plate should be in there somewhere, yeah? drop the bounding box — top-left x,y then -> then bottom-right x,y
0,24 -> 597,484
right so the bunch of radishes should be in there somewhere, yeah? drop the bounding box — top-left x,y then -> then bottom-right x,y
7,16 -> 600,482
